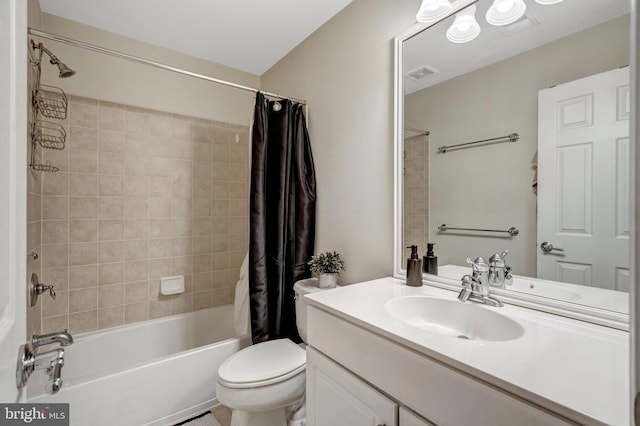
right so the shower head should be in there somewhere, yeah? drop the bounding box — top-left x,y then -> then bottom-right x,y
34,42 -> 77,78
52,59 -> 76,78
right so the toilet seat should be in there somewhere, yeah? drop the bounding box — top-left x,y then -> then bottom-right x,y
218,339 -> 306,389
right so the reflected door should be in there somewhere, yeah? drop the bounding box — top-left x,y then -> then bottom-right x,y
537,67 -> 630,291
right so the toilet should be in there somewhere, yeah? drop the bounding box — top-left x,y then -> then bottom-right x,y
216,277 -> 327,426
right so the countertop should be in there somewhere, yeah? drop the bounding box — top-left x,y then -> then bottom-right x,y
304,277 -> 629,426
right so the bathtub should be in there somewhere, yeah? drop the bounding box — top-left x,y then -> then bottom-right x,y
29,304 -> 251,426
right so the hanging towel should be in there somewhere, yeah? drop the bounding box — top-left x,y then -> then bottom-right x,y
234,252 -> 250,337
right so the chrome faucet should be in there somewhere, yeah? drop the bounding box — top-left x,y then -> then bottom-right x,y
16,344 -> 66,394
457,257 -> 503,307
32,329 -> 73,349
488,250 -> 512,288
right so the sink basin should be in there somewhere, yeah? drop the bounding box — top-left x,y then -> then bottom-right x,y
385,296 -> 524,342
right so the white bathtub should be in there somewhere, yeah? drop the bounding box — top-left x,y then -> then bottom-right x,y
29,305 -> 250,426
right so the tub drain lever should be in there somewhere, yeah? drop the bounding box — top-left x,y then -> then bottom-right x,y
16,343 -> 66,395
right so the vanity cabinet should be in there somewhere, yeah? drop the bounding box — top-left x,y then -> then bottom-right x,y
306,305 -> 575,426
306,347 -> 399,426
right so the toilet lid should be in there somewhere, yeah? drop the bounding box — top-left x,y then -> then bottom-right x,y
217,339 -> 306,388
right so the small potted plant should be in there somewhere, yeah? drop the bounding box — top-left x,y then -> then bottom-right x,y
308,251 -> 345,288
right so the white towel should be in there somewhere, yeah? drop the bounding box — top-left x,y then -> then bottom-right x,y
233,251 -> 250,336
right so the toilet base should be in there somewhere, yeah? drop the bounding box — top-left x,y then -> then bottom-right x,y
229,398 -> 304,426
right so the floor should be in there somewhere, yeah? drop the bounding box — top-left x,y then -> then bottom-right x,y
211,405 -> 232,426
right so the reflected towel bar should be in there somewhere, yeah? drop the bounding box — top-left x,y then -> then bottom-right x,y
437,132 -> 519,153
438,224 -> 519,236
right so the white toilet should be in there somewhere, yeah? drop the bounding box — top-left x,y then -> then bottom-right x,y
216,277 -> 326,426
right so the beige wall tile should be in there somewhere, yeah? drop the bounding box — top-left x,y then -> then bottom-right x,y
99,262 -> 124,286
98,306 -> 124,330
69,150 -> 98,174
69,265 -> 98,289
69,310 -> 97,334
125,301 -> 148,324
149,298 -> 171,319
171,294 -> 192,315
70,126 -> 98,151
125,260 -> 148,283
99,219 -> 124,241
69,242 -> 98,266
43,196 -> 68,220
98,197 -> 124,219
99,240 -> 125,263
39,97 -> 247,334
69,173 -> 98,196
69,288 -> 98,313
98,284 -> 124,308
69,219 -> 98,242
125,281 -> 148,304
125,239 -> 148,261
69,197 -> 98,219
43,220 -> 68,244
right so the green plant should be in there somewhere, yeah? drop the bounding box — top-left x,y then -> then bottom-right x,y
308,251 -> 345,275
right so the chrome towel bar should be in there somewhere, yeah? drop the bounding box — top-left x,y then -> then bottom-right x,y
438,224 -> 519,236
437,132 -> 519,153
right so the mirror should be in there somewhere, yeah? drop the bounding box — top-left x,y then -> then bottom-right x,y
395,0 -> 631,322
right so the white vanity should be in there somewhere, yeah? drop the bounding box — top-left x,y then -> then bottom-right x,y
303,278 -> 628,426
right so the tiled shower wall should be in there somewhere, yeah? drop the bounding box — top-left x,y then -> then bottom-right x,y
38,95 -> 249,335
403,134 -> 429,260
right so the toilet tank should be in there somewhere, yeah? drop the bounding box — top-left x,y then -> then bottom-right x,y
293,278 -> 328,343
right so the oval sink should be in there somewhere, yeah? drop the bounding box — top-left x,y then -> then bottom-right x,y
385,296 -> 524,342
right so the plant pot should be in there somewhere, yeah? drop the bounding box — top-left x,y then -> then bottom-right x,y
318,273 -> 338,289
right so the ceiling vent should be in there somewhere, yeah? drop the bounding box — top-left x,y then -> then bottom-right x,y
406,65 -> 439,82
501,14 -> 540,36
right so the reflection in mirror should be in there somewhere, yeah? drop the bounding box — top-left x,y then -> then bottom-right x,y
399,0 -> 631,317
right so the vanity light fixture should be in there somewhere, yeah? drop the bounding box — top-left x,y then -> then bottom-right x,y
446,5 -> 481,43
534,0 -> 564,4
416,0 -> 453,23
485,0 -> 527,26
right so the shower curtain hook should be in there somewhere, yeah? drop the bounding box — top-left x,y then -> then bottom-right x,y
272,100 -> 282,112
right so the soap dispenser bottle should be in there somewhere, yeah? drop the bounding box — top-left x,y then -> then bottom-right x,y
406,245 -> 423,287
423,243 -> 438,275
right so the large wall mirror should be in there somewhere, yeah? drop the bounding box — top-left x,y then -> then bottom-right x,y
394,0 -> 631,327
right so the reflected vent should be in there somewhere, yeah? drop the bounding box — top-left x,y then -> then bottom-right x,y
406,65 -> 439,82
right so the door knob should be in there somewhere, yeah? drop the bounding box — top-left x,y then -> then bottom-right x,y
540,242 -> 564,253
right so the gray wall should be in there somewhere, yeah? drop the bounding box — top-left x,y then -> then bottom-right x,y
261,0 -> 420,284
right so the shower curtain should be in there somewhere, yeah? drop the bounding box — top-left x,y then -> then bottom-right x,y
249,92 -> 316,344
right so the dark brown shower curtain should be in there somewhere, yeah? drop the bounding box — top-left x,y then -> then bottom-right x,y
249,92 -> 316,344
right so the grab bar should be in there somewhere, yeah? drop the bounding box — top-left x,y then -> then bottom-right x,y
437,132 -> 519,153
438,224 -> 519,236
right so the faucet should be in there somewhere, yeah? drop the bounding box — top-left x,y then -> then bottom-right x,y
457,257 -> 503,307
488,250 -> 512,288
32,329 -> 73,349
16,344 -> 66,395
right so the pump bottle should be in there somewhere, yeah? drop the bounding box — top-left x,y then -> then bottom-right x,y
406,245 -> 423,287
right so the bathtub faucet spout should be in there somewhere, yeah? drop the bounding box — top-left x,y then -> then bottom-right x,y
32,329 -> 74,349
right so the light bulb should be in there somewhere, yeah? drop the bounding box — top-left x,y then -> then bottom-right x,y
446,5 -> 480,43
485,0 -> 526,26
416,0 -> 453,23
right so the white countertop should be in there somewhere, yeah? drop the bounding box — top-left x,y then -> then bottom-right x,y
304,277 -> 629,426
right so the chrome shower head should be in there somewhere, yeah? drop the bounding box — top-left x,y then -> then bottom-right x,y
52,59 -> 76,78
34,42 -> 77,78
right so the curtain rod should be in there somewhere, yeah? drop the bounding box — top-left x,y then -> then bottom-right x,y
27,28 -> 307,106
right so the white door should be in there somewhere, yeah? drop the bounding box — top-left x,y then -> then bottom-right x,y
537,67 -> 630,291
306,347 -> 398,426
0,0 -> 28,403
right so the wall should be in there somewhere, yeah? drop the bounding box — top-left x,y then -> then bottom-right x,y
29,11 -> 255,334
403,134 -> 429,260
404,16 -> 629,277
38,13 -> 258,126
261,0 -> 420,284
38,95 -> 248,334
27,0 -> 43,338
